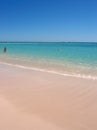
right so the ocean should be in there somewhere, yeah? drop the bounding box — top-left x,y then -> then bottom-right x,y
0,42 -> 97,79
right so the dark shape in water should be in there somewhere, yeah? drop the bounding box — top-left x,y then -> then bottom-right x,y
4,47 -> 7,53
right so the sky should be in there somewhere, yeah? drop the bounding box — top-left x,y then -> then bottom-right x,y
0,0 -> 97,42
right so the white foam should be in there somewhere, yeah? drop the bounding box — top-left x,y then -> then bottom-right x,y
0,61 -> 97,80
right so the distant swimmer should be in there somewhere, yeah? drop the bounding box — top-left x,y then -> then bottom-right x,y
3,47 -> 7,53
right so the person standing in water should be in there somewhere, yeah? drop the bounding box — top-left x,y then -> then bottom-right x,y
4,47 -> 7,53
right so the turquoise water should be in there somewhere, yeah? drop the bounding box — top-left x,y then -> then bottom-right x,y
0,42 -> 97,77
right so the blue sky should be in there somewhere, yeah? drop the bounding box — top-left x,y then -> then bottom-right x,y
0,0 -> 97,42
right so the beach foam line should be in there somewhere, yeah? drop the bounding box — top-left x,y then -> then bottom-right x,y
0,61 -> 97,80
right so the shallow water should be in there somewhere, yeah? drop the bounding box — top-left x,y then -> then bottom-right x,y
0,42 -> 97,78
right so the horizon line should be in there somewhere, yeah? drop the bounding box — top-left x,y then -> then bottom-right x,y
0,41 -> 97,43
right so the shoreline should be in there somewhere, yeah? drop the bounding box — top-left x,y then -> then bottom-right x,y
0,61 -> 97,80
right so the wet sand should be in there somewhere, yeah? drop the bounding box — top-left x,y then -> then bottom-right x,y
0,63 -> 97,130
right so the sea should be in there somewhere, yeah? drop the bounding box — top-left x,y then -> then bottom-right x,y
0,42 -> 97,80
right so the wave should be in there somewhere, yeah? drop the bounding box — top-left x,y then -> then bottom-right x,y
0,61 -> 97,80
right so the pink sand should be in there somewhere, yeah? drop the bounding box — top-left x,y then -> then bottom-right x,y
0,63 -> 97,130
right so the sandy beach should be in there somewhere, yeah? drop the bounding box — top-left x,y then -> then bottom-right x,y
0,63 -> 97,130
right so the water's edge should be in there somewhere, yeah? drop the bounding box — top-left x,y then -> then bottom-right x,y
0,61 -> 97,80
